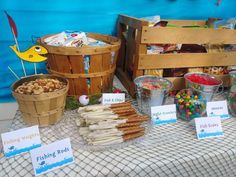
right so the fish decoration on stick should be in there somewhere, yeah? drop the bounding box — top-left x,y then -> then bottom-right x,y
10,45 -> 48,62
4,11 -> 48,78
5,11 -> 26,76
76,102 -> 149,145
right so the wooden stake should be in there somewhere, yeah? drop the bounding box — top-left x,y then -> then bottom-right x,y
34,63 -> 37,74
11,28 -> 26,77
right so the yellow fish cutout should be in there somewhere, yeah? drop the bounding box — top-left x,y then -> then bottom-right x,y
10,45 -> 48,62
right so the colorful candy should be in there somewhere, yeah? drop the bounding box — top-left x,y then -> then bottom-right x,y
142,79 -> 170,90
174,89 -> 207,121
185,73 -> 221,85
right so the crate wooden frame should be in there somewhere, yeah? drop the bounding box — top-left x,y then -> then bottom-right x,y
12,74 -> 69,127
39,33 -> 121,96
116,14 -> 236,97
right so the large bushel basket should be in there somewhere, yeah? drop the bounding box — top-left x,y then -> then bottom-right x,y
39,33 -> 121,96
12,74 -> 69,127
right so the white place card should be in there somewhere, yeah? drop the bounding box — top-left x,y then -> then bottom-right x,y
195,117 -> 224,139
1,125 -> 41,158
207,100 -> 230,119
151,104 -> 177,125
102,93 -> 125,105
30,138 -> 74,176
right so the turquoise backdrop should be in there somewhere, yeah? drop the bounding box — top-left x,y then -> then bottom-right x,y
0,0 -> 235,102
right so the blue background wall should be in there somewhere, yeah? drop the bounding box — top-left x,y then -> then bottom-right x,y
0,0 -> 236,102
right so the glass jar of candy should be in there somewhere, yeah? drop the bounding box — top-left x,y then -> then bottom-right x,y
228,85 -> 236,116
229,71 -> 236,86
174,89 -> 207,121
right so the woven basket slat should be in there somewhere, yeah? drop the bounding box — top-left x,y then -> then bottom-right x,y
35,100 -> 50,113
22,100 -> 38,114
102,53 -> 112,92
49,97 -> 58,110
38,115 -> 50,126
89,54 -> 103,94
47,54 -> 59,71
22,113 -> 39,125
50,54 -> 75,95
54,54 -> 71,73
69,55 -> 88,95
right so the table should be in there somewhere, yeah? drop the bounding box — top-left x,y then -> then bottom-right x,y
1,79 -> 236,177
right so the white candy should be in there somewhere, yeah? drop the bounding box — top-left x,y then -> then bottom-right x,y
79,95 -> 89,106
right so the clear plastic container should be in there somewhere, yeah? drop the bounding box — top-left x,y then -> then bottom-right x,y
174,89 -> 207,121
134,76 -> 172,115
228,85 -> 236,116
229,71 -> 236,86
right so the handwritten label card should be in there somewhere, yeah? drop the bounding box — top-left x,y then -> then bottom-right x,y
1,125 -> 41,158
195,117 -> 224,139
102,93 -> 125,105
151,104 -> 177,125
207,100 -> 230,119
30,138 -> 74,176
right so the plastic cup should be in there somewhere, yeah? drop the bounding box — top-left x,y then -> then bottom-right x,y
174,89 -> 207,121
229,71 -> 236,86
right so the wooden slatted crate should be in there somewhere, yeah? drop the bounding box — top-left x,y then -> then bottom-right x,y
39,33 -> 120,96
116,14 -> 236,97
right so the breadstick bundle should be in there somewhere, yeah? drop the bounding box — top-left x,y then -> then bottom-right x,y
76,102 -> 149,145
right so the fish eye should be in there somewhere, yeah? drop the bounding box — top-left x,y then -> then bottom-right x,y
35,47 -> 41,52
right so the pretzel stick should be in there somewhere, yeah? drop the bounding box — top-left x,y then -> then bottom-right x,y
110,102 -> 132,108
77,102 -> 148,145
123,131 -> 145,141
119,127 -> 144,135
116,122 -> 141,128
111,106 -> 132,111
116,112 -> 137,117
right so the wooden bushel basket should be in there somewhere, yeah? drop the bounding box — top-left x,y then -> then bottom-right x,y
39,33 -> 121,96
12,74 -> 69,127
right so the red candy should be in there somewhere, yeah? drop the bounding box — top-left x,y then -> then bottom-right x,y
186,74 -> 220,85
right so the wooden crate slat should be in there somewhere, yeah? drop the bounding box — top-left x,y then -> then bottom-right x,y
116,15 -> 236,97
141,27 -> 236,44
133,31 -> 145,79
138,52 -> 236,69
125,27 -> 137,72
116,68 -> 136,97
119,14 -> 149,30
163,19 -> 206,26
117,17 -> 128,69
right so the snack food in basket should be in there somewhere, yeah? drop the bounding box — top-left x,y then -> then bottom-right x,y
76,102 -> 149,145
15,78 -> 67,95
